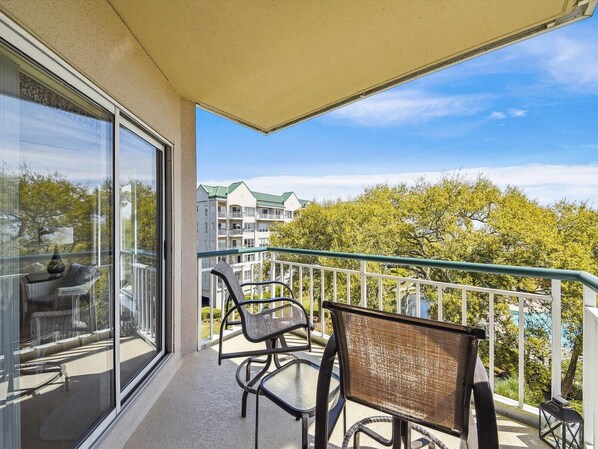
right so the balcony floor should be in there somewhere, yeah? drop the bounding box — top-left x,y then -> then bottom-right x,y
124,335 -> 548,449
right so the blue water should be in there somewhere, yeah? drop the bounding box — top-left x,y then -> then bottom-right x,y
510,310 -> 570,346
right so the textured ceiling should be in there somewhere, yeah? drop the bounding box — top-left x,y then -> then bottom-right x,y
108,0 -> 592,133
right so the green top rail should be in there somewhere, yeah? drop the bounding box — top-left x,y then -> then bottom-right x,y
197,246 -> 598,293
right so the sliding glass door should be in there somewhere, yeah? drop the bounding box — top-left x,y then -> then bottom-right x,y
118,123 -> 164,393
1,42 -> 114,449
0,35 -> 167,449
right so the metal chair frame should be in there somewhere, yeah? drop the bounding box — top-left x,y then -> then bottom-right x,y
211,261 -> 312,417
314,301 -> 499,449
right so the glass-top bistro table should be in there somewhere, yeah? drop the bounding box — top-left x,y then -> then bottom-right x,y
255,359 -> 341,449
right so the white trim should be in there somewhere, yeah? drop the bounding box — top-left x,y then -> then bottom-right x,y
118,116 -> 167,400
114,109 -> 122,414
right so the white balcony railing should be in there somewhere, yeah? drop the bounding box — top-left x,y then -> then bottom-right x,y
217,229 -> 227,236
229,212 -> 242,219
197,247 -> 598,447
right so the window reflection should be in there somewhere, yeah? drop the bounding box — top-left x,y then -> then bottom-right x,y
119,127 -> 162,390
1,44 -> 114,449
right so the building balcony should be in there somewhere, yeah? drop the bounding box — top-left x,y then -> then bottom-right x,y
257,213 -> 283,220
217,229 -> 228,236
195,246 -> 598,449
228,229 -> 243,236
229,212 -> 243,219
218,212 -> 227,219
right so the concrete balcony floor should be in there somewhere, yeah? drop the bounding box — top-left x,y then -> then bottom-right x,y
124,335 -> 548,449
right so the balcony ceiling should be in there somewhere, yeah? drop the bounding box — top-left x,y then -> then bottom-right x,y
107,0 -> 594,134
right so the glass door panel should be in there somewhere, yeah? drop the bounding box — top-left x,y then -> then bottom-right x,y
118,125 -> 162,391
1,42 -> 114,449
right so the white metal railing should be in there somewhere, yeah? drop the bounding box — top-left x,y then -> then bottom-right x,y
229,212 -> 242,219
257,213 -> 282,220
197,248 -> 598,445
217,229 -> 227,236
583,292 -> 598,446
130,262 -> 157,341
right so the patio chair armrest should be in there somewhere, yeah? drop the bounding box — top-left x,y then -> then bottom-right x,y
240,280 -> 294,299
470,357 -> 499,449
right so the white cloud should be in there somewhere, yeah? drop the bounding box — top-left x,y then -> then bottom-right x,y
201,164 -> 598,206
489,109 -> 526,120
327,89 -> 490,126
517,32 -> 598,93
508,108 -> 527,117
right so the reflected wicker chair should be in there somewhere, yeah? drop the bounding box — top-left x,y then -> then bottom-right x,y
27,263 -> 100,346
315,301 -> 498,449
211,261 -> 312,416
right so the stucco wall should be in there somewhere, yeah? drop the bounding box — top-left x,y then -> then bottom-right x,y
0,1 -> 198,447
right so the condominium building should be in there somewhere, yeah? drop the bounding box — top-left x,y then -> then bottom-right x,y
197,181 -> 307,253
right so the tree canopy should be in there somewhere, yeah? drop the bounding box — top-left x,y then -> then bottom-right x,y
271,176 -> 598,405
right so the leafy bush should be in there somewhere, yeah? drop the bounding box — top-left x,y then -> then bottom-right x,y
201,306 -> 221,321
495,376 -> 545,406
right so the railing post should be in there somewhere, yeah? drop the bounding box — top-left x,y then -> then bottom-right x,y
489,293 -> 495,392
320,269 -> 325,336
270,252 -> 276,299
550,279 -> 562,398
461,290 -> 467,326
310,267 -> 314,325
518,296 -> 525,408
360,260 -> 367,307
197,258 -> 203,351
437,287 -> 443,321
299,265 -> 303,304
583,286 -> 597,447
396,280 -> 402,314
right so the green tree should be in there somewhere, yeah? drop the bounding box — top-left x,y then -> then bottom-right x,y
271,177 -> 598,403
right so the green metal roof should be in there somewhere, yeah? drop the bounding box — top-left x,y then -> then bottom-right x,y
198,182 -> 308,208
200,185 -> 228,198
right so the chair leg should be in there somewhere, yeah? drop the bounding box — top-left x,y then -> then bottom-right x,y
392,417 -> 410,449
255,390 -> 260,449
242,354 -> 273,417
301,413 -> 309,449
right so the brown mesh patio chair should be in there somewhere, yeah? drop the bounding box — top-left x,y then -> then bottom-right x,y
211,261 -> 312,416
315,301 -> 498,449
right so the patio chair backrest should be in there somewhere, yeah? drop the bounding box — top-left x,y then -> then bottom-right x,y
325,301 -> 485,438
211,260 -> 247,309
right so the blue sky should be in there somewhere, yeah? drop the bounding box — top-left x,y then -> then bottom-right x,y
197,16 -> 598,205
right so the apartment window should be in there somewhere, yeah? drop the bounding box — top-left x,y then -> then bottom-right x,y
285,210 -> 293,219
244,254 -> 255,262
205,223 -> 208,232
204,207 -> 207,216
244,270 -> 252,281
244,206 -> 255,216
0,35 -> 167,449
